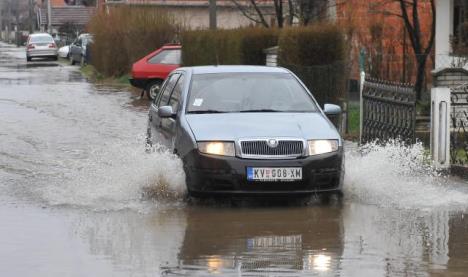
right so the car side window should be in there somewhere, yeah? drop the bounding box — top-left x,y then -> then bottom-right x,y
157,73 -> 180,108
168,74 -> 185,112
148,49 -> 181,65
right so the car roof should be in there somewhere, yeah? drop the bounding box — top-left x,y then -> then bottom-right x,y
161,44 -> 181,50
182,65 -> 290,75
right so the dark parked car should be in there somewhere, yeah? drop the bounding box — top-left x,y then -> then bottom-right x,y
147,66 -> 344,196
130,44 -> 181,100
69,33 -> 93,66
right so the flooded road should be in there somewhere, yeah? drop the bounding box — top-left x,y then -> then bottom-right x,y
1,42 -> 468,276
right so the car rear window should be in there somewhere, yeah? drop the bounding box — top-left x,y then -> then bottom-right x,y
30,35 -> 54,43
148,49 -> 181,65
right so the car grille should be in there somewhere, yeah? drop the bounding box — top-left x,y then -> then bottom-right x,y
240,140 -> 304,158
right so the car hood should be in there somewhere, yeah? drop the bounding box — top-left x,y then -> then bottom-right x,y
185,113 -> 340,141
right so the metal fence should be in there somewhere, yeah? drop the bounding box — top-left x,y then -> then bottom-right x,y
361,77 -> 416,144
450,85 -> 468,165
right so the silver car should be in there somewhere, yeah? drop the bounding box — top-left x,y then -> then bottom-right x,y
147,66 -> 344,197
26,33 -> 58,62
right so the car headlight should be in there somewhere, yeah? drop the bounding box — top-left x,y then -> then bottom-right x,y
308,140 -> 339,155
198,141 -> 235,156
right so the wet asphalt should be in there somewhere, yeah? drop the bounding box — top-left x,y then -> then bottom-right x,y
1,42 -> 468,277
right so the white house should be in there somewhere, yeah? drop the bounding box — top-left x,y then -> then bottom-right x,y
435,0 -> 467,69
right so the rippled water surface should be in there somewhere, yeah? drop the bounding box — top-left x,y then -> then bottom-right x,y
1,42 -> 468,277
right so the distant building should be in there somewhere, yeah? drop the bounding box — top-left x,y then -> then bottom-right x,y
37,6 -> 96,33
35,0 -> 99,34
103,0 -> 275,29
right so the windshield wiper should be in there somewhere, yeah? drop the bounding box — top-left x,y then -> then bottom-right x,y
239,109 -> 284,113
188,110 -> 228,114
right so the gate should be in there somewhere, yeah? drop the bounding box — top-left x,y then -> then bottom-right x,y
450,84 -> 468,165
361,77 -> 416,144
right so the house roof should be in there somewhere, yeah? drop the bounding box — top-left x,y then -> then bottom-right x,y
39,6 -> 96,26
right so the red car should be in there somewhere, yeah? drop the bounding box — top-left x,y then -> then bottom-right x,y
130,44 -> 181,100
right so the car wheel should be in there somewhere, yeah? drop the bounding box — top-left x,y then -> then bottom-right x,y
320,190 -> 343,204
70,55 -> 75,65
53,56 -> 58,61
182,164 -> 194,196
146,80 -> 163,101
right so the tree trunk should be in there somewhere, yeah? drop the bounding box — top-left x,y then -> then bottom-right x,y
414,55 -> 427,101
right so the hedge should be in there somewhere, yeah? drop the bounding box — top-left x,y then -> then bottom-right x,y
88,6 -> 178,77
278,24 -> 346,66
278,25 -> 347,105
181,28 -> 279,66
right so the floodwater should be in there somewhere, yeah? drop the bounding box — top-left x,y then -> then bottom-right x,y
1,42 -> 468,277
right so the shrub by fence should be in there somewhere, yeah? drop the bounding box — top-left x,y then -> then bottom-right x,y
278,25 -> 347,106
181,28 -> 279,66
88,6 -> 178,77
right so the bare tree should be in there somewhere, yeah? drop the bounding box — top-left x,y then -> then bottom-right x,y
230,0 -> 334,28
369,0 -> 435,100
397,0 -> 435,101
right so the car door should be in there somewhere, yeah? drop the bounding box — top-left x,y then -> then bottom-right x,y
163,74 -> 185,150
148,73 -> 181,148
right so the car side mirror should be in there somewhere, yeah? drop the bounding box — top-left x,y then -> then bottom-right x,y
323,104 -> 341,115
158,106 -> 176,119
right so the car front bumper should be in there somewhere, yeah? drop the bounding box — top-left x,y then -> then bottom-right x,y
183,148 -> 344,196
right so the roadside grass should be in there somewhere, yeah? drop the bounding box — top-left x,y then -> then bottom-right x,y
344,101 -> 360,141
79,63 -> 131,87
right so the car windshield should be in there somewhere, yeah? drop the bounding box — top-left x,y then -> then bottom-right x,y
30,35 -> 53,43
186,72 -> 318,113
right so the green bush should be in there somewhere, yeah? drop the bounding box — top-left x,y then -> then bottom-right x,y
181,28 -> 279,66
88,6 -> 178,77
278,24 -> 346,66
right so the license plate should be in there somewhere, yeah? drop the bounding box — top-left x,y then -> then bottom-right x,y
247,167 -> 302,181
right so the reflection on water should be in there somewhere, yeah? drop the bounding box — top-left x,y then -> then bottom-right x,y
169,205 -> 343,275
12,203 -> 461,277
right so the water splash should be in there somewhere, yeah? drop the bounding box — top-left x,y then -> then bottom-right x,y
35,140 -> 187,212
344,140 -> 468,211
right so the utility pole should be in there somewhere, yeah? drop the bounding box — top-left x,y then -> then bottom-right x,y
29,0 -> 35,34
209,0 -> 217,30
47,0 -> 52,33
7,0 -> 12,42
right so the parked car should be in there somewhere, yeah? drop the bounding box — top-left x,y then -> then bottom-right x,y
69,33 -> 93,66
146,65 -> 344,197
130,44 -> 181,100
25,33 -> 58,62
58,45 -> 70,58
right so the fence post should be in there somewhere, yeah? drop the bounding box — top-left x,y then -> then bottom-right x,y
359,71 -> 365,144
430,87 -> 451,169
